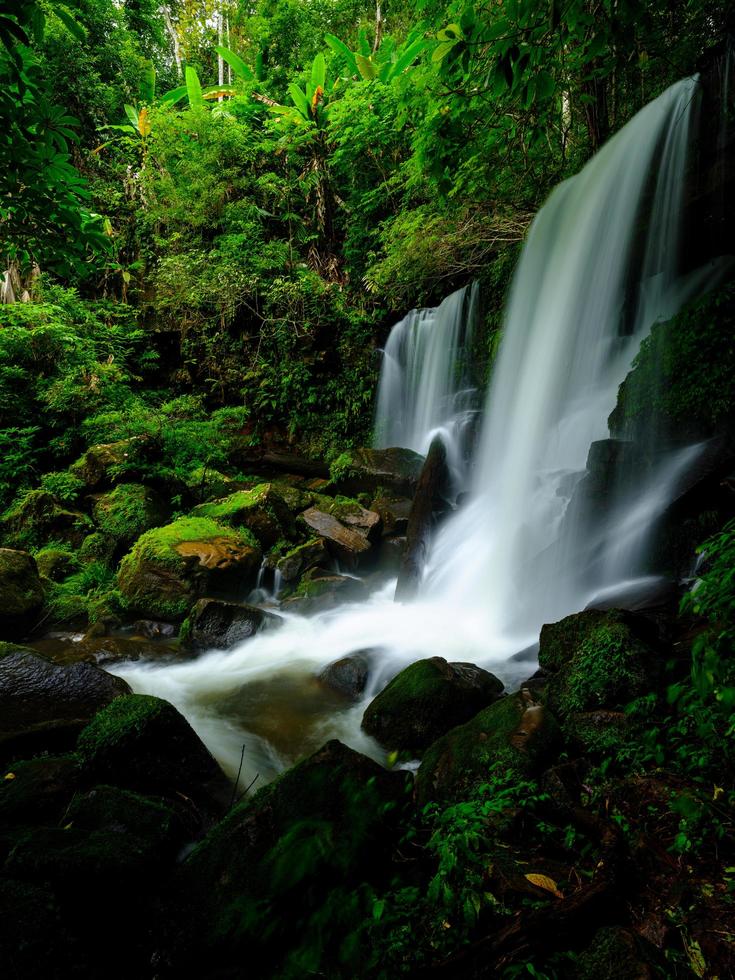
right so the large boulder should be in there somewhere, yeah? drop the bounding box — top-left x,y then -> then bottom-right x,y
331,447 -> 425,498
76,694 -> 229,814
192,483 -> 295,547
0,549 -> 44,638
185,598 -> 276,650
0,491 -> 92,549
297,507 -> 372,568
179,740 -> 411,969
538,609 -> 658,720
0,754 -> 83,827
415,689 -> 560,805
362,657 -> 504,753
318,652 -> 371,700
275,538 -> 329,584
92,483 -> 169,548
0,645 -> 129,761
117,516 -> 262,620
70,438 -> 146,489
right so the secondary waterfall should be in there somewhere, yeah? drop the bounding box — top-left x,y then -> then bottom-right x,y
112,77 -> 709,783
374,282 -> 479,490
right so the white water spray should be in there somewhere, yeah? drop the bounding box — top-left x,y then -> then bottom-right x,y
114,78 -> 709,783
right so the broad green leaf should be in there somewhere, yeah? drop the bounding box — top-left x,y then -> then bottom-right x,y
288,82 -> 309,119
355,53 -> 377,80
159,85 -> 188,105
123,104 -> 139,130
53,6 -> 86,41
139,62 -> 155,103
202,85 -> 237,100
432,40 -> 457,63
389,37 -> 428,78
324,33 -> 358,75
437,23 -> 462,41
185,65 -> 203,109
311,52 -> 326,92
215,45 -> 254,81
357,26 -> 371,56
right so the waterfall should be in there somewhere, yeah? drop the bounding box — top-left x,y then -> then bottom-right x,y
112,77 -> 712,782
374,283 -> 479,490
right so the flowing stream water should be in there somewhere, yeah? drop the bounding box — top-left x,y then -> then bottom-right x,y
113,77 -> 713,786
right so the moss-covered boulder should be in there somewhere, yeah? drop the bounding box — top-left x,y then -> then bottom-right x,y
179,740 -> 411,969
330,447 -> 425,498
185,465 -> 234,502
76,694 -> 229,814
117,516 -> 262,620
362,657 -> 504,753
281,567 -> 367,613
70,438 -> 145,489
415,690 -> 560,805
92,482 -> 169,547
0,549 -> 44,637
0,754 -> 82,827
575,926 -> 662,979
78,530 -> 117,565
0,645 -> 130,761
0,491 -> 92,550
538,609 -> 657,720
65,784 -> 186,852
192,483 -> 295,547
33,547 -> 80,582
275,537 -> 328,584
185,597 -> 276,650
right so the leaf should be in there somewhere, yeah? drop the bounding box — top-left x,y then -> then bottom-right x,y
139,62 -> 155,103
432,40 -> 457,64
311,52 -> 326,92
437,23 -> 462,41
4,772 -> 15,780
287,83 -> 310,119
389,37 -> 429,78
355,53 -> 377,80
525,873 -> 563,898
185,65 -> 203,110
215,45 -> 254,81
123,104 -> 139,130
202,86 -> 237,101
54,6 -> 86,42
159,85 -> 188,106
324,34 -> 358,75
137,107 -> 151,137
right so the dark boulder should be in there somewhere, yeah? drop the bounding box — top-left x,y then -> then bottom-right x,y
318,652 -> 371,700
0,645 -> 129,761
0,549 -> 44,638
275,537 -> 329,584
0,754 -> 83,827
415,689 -> 561,805
185,598 -> 276,650
362,656 -> 504,753
331,447 -> 425,498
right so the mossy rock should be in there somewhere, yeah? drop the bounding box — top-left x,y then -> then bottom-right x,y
1,490 -> 92,550
275,537 -> 329,584
70,438 -> 145,489
575,926 -> 662,979
0,548 -> 44,637
78,530 -> 117,565
0,754 -> 83,826
76,694 -> 229,814
0,645 -> 130,763
329,447 -> 425,498
0,879 -> 74,980
185,466 -> 234,502
93,483 -> 169,546
66,784 -> 186,852
415,690 -> 561,805
116,516 -> 262,620
362,657 -> 504,753
538,609 -> 657,719
33,547 -> 81,582
180,740 -> 411,965
191,483 -> 296,547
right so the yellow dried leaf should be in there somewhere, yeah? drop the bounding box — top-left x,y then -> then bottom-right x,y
525,873 -> 563,898
4,772 -> 15,780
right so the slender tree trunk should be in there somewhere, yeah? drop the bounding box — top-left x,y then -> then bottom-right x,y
161,5 -> 182,78
217,6 -> 224,101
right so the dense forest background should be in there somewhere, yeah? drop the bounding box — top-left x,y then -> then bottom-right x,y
2,0 -> 732,495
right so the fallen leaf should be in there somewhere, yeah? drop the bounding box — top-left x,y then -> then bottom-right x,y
525,873 -> 563,898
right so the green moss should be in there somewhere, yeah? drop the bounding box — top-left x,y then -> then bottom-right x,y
93,483 -> 167,543
33,546 -> 81,582
79,531 -> 117,564
191,485 -> 294,547
77,694 -> 169,765
576,927 -> 660,979
125,516 -> 258,566
329,452 -> 355,483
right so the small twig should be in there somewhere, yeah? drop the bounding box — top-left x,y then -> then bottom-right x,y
236,773 -> 260,804
229,743 -> 247,809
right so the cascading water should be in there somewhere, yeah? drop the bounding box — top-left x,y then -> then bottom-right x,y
112,77 -> 713,785
374,282 -> 479,491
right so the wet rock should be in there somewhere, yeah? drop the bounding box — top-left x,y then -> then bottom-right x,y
92,482 -> 169,547
281,567 -> 367,613
192,483 -> 296,547
331,447 -> 425,498
185,598 -> 276,650
65,784 -> 187,852
117,516 -> 262,620
395,436 -> 451,601
70,438 -> 146,489
276,537 -> 329,584
415,689 -> 561,805
76,694 -> 229,815
538,608 -> 658,719
0,645 -> 129,761
132,619 -> 177,640
362,657 -> 504,753
370,495 -> 413,536
319,652 -> 371,700
327,499 -> 382,541
0,549 -> 44,638
297,507 -> 372,568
